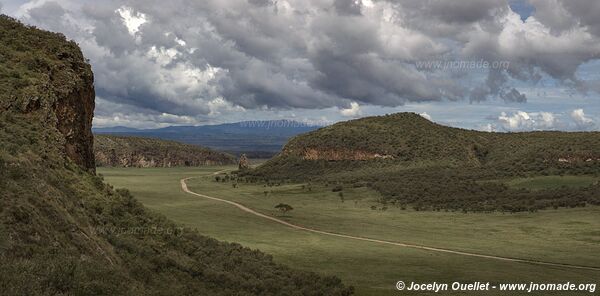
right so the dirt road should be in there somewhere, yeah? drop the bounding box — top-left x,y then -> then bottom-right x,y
181,177 -> 600,272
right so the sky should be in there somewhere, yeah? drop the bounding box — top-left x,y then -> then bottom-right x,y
1,0 -> 600,131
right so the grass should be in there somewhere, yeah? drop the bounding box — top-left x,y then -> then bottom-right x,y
99,167 -> 600,296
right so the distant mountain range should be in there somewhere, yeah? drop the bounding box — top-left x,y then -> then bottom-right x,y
93,120 -> 323,158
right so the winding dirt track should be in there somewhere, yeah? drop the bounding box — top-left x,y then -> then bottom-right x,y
181,176 -> 600,272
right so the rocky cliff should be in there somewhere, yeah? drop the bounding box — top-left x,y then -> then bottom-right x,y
94,135 -> 236,167
55,79 -> 95,171
0,15 -> 95,171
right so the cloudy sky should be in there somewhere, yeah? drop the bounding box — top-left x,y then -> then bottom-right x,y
2,0 -> 600,131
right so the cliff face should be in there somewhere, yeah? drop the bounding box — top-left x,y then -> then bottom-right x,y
94,135 -> 236,167
54,68 -> 96,171
0,15 -> 96,172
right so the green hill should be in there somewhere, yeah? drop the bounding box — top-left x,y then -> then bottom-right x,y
263,113 -> 600,169
94,135 -> 236,167
0,15 -> 352,295
249,113 -> 600,212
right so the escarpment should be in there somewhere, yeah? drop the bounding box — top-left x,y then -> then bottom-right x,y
53,68 -> 96,171
94,135 -> 236,167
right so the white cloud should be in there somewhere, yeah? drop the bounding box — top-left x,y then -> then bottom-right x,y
570,108 -> 595,129
479,123 -> 496,132
493,109 -> 600,132
93,112 -> 201,129
538,112 -> 557,129
339,102 -> 362,117
207,97 -> 245,117
497,111 -> 560,131
419,112 -> 432,121
361,0 -> 375,8
116,6 -> 147,36
498,111 -> 533,131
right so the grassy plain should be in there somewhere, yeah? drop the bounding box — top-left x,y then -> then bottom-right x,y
99,167 -> 600,296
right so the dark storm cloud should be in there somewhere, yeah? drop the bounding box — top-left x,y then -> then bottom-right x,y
531,0 -> 600,36
423,0 -> 503,24
15,0 -> 600,118
560,1 -> 600,36
334,0 -> 362,16
87,11 -> 136,55
27,2 -> 66,28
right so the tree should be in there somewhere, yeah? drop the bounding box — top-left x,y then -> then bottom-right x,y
275,203 -> 293,215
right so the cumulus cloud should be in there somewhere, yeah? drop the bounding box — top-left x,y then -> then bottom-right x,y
498,111 -> 535,131
479,123 -> 496,133
9,0 -> 600,128
570,108 -> 595,129
339,102 -> 362,117
419,112 -> 432,121
494,109 -> 597,132
497,111 -> 561,131
116,6 -> 146,35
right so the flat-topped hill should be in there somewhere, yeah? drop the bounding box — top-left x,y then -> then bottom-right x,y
94,135 -> 236,167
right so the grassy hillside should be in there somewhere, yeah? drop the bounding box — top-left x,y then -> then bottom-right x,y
94,135 -> 236,167
267,113 -> 600,169
278,113 -> 481,164
250,113 -> 600,212
0,15 -> 351,295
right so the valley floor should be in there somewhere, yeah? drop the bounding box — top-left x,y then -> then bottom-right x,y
98,167 -> 600,296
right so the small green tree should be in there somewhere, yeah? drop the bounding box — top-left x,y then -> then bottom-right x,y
275,203 -> 293,215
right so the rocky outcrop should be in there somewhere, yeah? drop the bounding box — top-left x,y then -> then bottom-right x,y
238,153 -> 250,170
54,70 -> 96,172
94,135 -> 236,167
0,15 -> 96,172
